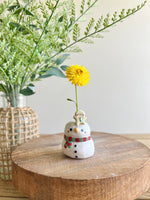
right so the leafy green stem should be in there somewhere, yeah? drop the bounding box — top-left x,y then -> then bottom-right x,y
0,67 -> 15,97
29,0 -> 60,63
21,0 -> 60,88
50,3 -> 145,60
18,2 -> 28,24
69,0 -> 98,31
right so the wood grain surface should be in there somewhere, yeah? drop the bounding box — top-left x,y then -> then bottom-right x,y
0,134 -> 150,200
11,132 -> 150,200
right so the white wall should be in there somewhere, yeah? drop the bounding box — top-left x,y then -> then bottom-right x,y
28,0 -> 150,134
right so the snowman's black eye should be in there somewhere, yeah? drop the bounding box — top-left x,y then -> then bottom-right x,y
70,128 -> 73,131
81,129 -> 84,132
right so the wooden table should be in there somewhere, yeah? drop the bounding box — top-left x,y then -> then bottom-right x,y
0,134 -> 150,200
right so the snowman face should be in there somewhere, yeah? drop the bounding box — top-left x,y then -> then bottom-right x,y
64,121 -> 91,138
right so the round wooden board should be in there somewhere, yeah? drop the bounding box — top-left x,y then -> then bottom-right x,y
12,132 -> 150,200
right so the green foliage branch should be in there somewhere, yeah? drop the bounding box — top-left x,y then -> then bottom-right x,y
0,0 -> 147,106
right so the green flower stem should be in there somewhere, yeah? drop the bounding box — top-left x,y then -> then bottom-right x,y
75,84 -> 79,112
50,3 -> 146,60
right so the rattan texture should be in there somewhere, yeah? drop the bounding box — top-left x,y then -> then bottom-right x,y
0,107 -> 39,180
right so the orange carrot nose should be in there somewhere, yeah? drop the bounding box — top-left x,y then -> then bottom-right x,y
74,128 -> 79,133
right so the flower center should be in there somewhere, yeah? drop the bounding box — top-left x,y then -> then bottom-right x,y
76,69 -> 83,75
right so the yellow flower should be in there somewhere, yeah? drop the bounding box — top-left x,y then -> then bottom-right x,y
66,65 -> 90,86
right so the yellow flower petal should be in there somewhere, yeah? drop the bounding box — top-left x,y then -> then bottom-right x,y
66,65 -> 90,86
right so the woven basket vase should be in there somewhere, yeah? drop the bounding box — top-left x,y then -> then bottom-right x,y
0,107 -> 39,180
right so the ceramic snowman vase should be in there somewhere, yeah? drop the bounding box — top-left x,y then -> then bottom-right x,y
62,110 -> 95,159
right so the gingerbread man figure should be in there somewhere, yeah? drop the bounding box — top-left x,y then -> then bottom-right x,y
73,110 -> 87,126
